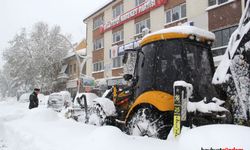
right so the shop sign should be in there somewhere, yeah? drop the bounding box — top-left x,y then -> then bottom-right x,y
99,0 -> 167,33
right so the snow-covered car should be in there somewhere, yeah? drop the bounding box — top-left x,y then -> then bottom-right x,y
73,93 -> 99,107
67,92 -> 116,125
19,92 -> 45,103
47,91 -> 71,112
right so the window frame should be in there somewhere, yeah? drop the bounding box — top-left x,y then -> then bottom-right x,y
172,5 -> 181,22
135,0 -> 145,7
69,65 -> 73,74
180,3 -> 186,18
93,38 -> 104,51
165,9 -> 172,24
113,3 -> 124,19
135,18 -> 151,35
93,61 -> 104,72
112,56 -> 123,68
112,30 -> 124,43
208,0 -> 229,6
73,64 -> 77,73
93,16 -> 104,30
212,25 -> 238,57
165,3 -> 187,24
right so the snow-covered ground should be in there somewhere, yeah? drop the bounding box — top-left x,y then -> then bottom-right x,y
0,98 -> 250,150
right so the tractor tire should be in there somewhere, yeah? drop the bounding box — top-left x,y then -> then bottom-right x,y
126,107 -> 173,140
88,103 -> 107,126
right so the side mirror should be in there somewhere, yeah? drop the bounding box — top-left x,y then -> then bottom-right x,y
123,74 -> 133,81
122,52 -> 128,64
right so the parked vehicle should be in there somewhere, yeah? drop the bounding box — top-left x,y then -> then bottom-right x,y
47,91 -> 71,112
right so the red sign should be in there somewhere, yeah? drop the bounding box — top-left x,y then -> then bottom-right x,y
99,0 -> 167,33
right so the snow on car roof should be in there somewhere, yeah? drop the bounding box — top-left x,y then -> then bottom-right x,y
140,25 -> 215,46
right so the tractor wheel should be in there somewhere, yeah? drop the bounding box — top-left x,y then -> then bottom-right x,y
88,103 -> 107,126
126,107 -> 173,140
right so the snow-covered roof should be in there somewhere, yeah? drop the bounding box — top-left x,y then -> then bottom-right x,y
76,48 -> 86,56
64,51 -> 75,59
63,48 -> 87,60
140,26 -> 215,46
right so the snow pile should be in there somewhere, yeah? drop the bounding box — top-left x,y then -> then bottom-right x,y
188,98 -> 228,113
179,125 -> 250,150
1,101 -> 250,150
19,93 -> 46,103
19,93 -> 30,103
23,108 -> 59,122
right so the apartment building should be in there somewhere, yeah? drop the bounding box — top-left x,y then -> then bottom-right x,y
207,0 -> 244,65
83,0 -> 245,82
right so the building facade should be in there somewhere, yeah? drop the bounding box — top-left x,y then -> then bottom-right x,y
84,0 -> 245,81
57,39 -> 90,96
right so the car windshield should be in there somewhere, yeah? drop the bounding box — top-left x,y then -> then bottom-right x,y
49,94 -> 63,101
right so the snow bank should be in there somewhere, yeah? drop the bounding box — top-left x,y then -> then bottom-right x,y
1,101 -> 250,150
179,125 -> 250,150
23,108 -> 59,122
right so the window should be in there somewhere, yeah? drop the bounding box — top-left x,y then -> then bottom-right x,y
208,0 -> 229,6
94,38 -> 104,50
212,26 -> 237,57
135,0 -> 145,6
93,61 -> 104,72
181,4 -> 186,18
172,5 -> 181,21
93,16 -> 103,30
165,3 -> 186,24
112,56 -> 123,68
113,30 -> 124,43
73,64 -> 76,73
113,4 -> 123,18
69,65 -> 72,74
135,18 -> 150,34
208,0 -> 216,6
166,10 -> 172,23
213,26 -> 237,48
218,0 -> 228,4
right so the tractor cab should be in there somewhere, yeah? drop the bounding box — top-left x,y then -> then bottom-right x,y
123,26 -> 222,103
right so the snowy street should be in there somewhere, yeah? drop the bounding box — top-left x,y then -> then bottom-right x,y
0,99 -> 250,150
0,139 -> 8,150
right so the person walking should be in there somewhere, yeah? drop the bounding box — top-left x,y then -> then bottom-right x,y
29,88 -> 40,109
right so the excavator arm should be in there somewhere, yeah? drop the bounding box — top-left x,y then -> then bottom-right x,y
212,0 -> 250,122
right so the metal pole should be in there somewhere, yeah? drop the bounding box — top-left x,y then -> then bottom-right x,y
173,81 -> 193,138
